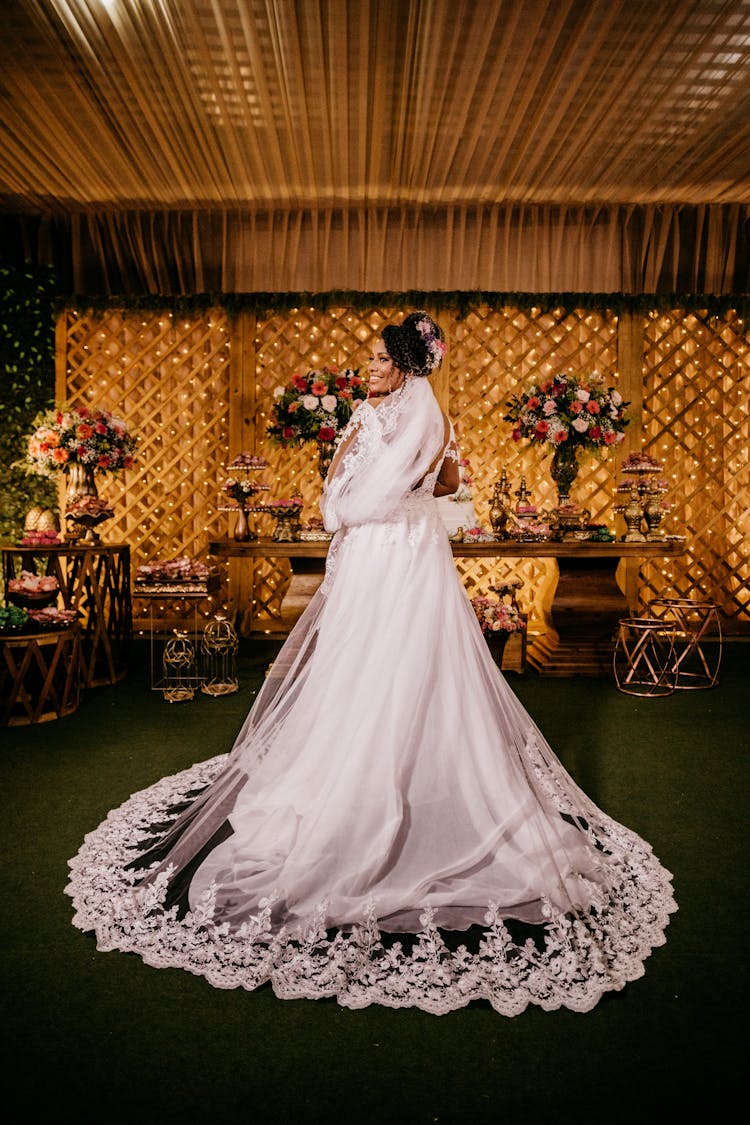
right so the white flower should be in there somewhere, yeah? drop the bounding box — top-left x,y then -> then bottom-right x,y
273,385 -> 286,398
320,395 -> 338,412
301,395 -> 319,410
575,388 -> 591,403
610,390 -> 623,406
572,416 -> 590,432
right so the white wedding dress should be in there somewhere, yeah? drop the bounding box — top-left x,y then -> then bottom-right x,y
66,376 -> 676,1015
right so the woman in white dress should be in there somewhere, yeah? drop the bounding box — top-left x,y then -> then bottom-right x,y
67,312 -> 676,1016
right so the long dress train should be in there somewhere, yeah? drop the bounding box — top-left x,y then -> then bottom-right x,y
66,376 -> 676,1015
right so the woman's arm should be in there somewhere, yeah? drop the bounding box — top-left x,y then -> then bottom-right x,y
433,438 -> 460,497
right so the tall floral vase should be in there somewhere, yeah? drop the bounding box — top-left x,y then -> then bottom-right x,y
550,443 -> 580,505
318,441 -> 335,481
65,462 -> 98,509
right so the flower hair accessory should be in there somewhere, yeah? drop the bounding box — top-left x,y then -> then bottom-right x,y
382,311 -> 445,377
414,315 -> 447,372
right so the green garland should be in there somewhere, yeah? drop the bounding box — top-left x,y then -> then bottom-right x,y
0,262 -> 58,548
56,288 -> 749,323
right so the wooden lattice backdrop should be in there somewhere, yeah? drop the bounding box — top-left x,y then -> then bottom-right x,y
57,303 -> 750,638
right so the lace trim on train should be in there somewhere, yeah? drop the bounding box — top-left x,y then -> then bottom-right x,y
66,756 -> 677,1017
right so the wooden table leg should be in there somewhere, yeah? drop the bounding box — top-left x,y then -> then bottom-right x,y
528,556 -> 631,676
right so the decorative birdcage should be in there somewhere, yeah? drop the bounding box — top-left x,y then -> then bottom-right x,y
161,629 -> 197,702
200,614 -> 239,696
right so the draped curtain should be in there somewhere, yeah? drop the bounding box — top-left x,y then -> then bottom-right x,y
8,203 -> 750,296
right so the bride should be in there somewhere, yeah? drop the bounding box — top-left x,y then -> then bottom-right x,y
67,311 -> 676,1016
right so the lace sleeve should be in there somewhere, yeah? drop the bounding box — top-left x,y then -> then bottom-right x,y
319,378 -> 446,532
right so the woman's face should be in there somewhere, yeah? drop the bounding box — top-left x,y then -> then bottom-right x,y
367,339 -> 404,395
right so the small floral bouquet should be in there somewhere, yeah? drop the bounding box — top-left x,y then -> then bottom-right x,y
450,458 -> 474,503
21,404 -> 137,477
504,372 -> 629,453
470,595 -> 526,634
268,368 -> 367,446
220,476 -> 270,508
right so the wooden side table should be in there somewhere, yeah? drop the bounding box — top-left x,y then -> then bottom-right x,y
2,544 -> 131,687
0,624 -> 82,725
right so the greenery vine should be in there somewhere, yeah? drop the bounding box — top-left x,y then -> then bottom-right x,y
0,262 -> 58,546
57,288 -> 749,324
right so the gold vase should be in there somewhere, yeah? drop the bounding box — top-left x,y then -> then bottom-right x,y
550,444 -> 580,505
318,441 -> 335,481
65,462 -> 98,509
272,510 -> 302,542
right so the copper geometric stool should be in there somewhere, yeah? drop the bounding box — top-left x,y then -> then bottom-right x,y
650,598 -> 722,690
613,617 -> 677,697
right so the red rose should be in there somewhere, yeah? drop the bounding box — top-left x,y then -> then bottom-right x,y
335,376 -> 348,390
527,396 -> 541,410
534,420 -> 549,436
512,429 -> 521,442
604,431 -> 618,445
282,426 -> 295,439
350,376 -> 361,387
589,426 -> 602,440
98,454 -> 110,469
95,421 -> 108,434
318,426 -> 336,441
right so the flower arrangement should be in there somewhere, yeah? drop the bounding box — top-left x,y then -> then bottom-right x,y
267,368 -> 367,446
450,458 -> 474,503
470,595 -> 526,634
220,477 -> 270,507
504,372 -> 629,453
22,404 -> 137,477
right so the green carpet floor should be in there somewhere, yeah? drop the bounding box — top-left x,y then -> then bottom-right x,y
1,638 -> 748,1124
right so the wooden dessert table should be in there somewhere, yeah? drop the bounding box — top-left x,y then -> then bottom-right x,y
2,544 -> 132,687
0,623 -> 82,725
209,538 -> 686,677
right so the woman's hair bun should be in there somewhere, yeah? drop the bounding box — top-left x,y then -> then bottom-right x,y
382,311 -> 446,376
